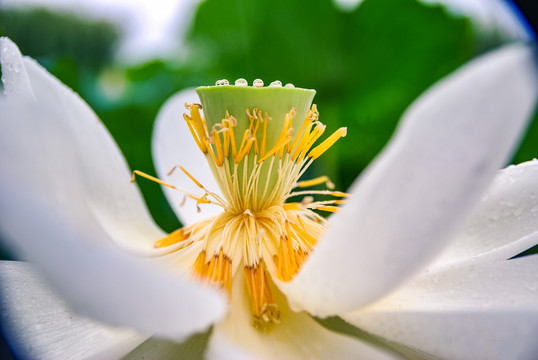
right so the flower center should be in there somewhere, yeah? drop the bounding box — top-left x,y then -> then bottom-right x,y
132,80 -> 347,331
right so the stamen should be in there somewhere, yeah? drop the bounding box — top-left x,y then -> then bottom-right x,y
289,108 -> 314,154
296,175 -> 335,189
244,261 -> 280,331
193,249 -> 233,296
228,116 -> 238,158
315,205 -> 341,212
257,136 -> 292,164
260,112 -> 270,157
132,170 -> 225,208
183,114 -> 207,154
308,127 -> 347,160
282,203 -> 302,211
131,170 -> 177,190
286,190 -> 349,198
154,228 -> 189,248
187,104 -> 210,154
212,129 -> 224,166
296,122 -> 326,162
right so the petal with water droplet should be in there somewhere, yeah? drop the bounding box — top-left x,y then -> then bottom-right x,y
343,255 -> 538,360
429,160 -> 538,270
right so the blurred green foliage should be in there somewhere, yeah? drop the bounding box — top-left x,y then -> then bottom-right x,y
0,7 -> 118,69
1,0 -> 536,236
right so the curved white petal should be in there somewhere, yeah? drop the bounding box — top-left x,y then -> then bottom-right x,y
429,160 -> 538,270
0,38 -> 166,255
0,176 -> 227,340
0,37 -> 34,98
280,43 -> 538,315
0,41 -> 228,337
343,255 -> 538,360
153,89 -> 223,226
206,275 -> 397,360
123,332 -> 210,360
0,261 -> 146,360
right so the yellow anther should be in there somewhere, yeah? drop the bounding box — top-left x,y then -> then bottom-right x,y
245,261 -> 279,331
296,122 -> 326,162
330,191 -> 349,197
178,166 -> 204,188
296,176 -> 335,189
193,249 -> 233,297
289,116 -> 313,154
316,205 -> 340,213
283,203 -> 302,211
154,228 -> 188,248
235,137 -> 256,163
228,117 -> 238,158
131,170 -> 177,190
278,110 -> 295,158
188,193 -> 211,204
257,136 -> 292,164
184,113 -> 207,154
212,129 -> 224,166
308,127 -> 347,160
260,113 -> 270,157
235,129 -> 252,163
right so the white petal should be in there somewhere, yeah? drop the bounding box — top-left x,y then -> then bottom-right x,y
0,159 -> 227,340
153,89 -> 224,226
0,38 -> 167,255
343,255 -> 538,360
0,261 -> 146,360
429,160 -> 538,270
123,332 -> 209,360
206,274 -> 397,360
0,37 -> 34,98
280,43 -> 538,315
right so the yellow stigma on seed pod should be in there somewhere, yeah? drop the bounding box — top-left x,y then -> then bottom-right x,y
132,80 -> 347,331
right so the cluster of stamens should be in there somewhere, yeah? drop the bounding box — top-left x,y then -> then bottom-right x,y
131,85 -> 347,331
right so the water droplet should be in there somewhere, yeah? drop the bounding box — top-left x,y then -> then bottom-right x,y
253,79 -> 264,87
269,80 -> 282,87
215,79 -> 229,86
284,83 -> 295,88
235,78 -> 248,86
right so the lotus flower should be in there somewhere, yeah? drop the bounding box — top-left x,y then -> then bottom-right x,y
0,36 -> 537,360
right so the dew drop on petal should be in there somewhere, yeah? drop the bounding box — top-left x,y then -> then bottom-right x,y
284,83 -> 295,88
235,78 -> 248,86
253,79 -> 264,87
269,80 -> 282,87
